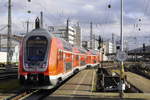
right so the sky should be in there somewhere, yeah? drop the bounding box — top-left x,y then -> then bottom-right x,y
0,0 -> 150,40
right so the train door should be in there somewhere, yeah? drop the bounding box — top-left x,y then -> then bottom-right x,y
64,52 -> 73,72
80,55 -> 86,66
91,56 -> 94,64
76,55 -> 79,67
78,55 -> 81,67
88,56 -> 91,64
85,55 -> 87,65
89,56 -> 92,64
86,55 -> 89,64
73,54 -> 76,68
73,54 -> 80,68
94,56 -> 97,64
57,50 -> 64,73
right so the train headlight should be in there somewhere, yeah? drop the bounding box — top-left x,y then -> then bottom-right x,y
41,63 -> 47,68
25,63 -> 29,68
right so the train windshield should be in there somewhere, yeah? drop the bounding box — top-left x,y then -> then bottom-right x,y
26,36 -> 48,62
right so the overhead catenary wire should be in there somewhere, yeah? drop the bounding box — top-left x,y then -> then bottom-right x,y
137,0 -> 150,32
34,1 -> 65,26
143,0 -> 150,16
99,0 -> 113,37
134,0 -> 150,46
124,0 -> 150,50
0,25 -> 8,32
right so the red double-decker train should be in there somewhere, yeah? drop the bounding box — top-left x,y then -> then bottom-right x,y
18,19 -> 102,89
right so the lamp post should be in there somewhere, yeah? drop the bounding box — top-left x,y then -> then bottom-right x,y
120,0 -> 125,97
108,0 -> 125,96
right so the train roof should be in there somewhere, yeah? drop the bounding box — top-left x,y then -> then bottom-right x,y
25,28 -> 98,55
72,47 -> 80,53
78,47 -> 87,54
59,38 -> 73,51
24,28 -> 53,39
89,49 -> 98,55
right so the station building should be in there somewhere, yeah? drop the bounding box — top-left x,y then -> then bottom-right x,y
48,25 -> 81,46
0,34 -> 20,63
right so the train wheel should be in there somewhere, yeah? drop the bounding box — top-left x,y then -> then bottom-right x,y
87,65 -> 91,68
56,78 -> 62,86
73,69 -> 79,74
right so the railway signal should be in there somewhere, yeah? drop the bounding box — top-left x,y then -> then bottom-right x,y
143,43 -> 146,52
139,28 -> 141,31
97,35 -> 102,50
28,0 -> 31,2
27,10 -> 31,14
116,45 -> 120,50
108,4 -> 111,8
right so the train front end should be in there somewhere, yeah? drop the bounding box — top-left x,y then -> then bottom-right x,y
18,28 -> 53,88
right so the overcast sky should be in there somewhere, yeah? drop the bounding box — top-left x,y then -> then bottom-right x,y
0,0 -> 150,39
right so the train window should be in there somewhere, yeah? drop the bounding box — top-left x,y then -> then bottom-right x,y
76,55 -> 79,60
26,36 -> 48,62
86,56 -> 88,60
78,48 -> 87,54
80,60 -> 86,66
58,50 -> 63,60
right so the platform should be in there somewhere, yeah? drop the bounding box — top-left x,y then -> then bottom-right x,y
44,69 -> 150,100
126,72 -> 150,93
50,69 -> 95,96
113,70 -> 150,93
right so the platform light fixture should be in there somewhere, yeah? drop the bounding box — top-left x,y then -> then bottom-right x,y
28,0 -> 31,2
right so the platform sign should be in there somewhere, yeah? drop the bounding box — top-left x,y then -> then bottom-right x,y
116,51 -> 127,61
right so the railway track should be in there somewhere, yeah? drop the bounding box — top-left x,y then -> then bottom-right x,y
6,88 -> 58,100
103,62 -> 150,80
127,64 -> 150,80
0,73 -> 17,80
6,83 -> 63,100
0,72 -> 17,80
6,89 -> 39,100
22,89 -> 54,100
129,69 -> 150,79
6,69 -> 78,100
